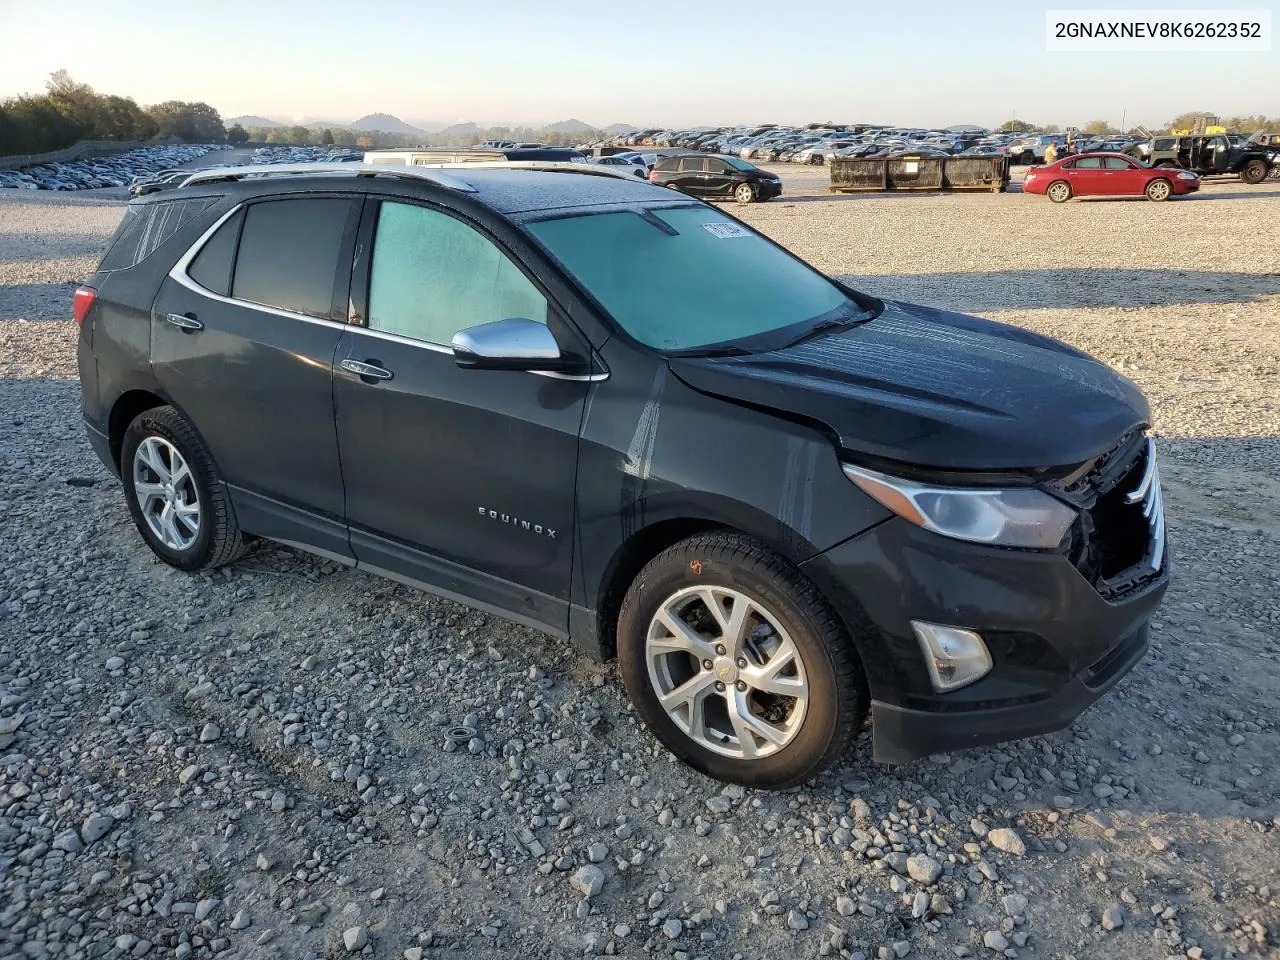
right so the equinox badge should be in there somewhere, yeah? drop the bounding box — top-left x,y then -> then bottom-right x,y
478,507 -> 557,539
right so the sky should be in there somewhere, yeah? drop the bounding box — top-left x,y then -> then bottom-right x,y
0,0 -> 1276,130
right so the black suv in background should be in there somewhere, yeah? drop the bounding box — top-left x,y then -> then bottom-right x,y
648,153 -> 782,202
75,163 -> 1167,788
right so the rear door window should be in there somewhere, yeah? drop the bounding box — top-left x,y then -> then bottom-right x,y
1103,157 -> 1133,170
231,198 -> 355,319
678,157 -> 707,173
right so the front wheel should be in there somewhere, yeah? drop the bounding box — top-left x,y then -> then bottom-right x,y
1047,180 -> 1072,203
617,533 -> 868,789
1145,178 -> 1172,201
120,405 -> 248,571
734,182 -> 756,204
1240,159 -> 1268,184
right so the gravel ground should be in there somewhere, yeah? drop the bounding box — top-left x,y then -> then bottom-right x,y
1,168 -> 1277,960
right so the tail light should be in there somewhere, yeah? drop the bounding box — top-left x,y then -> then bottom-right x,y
648,168 -> 658,181
72,286 -> 97,327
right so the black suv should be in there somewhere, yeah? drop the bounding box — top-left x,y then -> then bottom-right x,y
75,163 -> 1167,788
648,153 -> 782,203
1125,134 -> 1272,183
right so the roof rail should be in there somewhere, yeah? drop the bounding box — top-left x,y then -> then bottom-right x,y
410,160 -> 641,181
178,163 -> 478,193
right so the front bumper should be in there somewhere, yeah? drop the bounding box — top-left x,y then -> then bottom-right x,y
801,516 -> 1168,764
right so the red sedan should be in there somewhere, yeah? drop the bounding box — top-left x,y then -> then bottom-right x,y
1023,152 -> 1200,202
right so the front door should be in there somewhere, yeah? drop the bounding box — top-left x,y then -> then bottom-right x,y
333,198 -> 590,633
703,158 -> 735,196
151,196 -> 361,559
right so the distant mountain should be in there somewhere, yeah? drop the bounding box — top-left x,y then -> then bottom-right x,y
437,121 -> 479,137
227,115 -> 285,129
604,123 -> 637,135
543,118 -> 598,134
350,113 -> 425,134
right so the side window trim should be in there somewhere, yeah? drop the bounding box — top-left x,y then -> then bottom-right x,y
170,197 -> 359,329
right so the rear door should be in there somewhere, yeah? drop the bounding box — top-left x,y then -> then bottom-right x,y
1063,156 -> 1105,195
150,194 -> 361,559
677,156 -> 710,193
332,198 -> 591,633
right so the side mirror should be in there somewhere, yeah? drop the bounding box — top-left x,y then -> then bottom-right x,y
451,317 -> 580,372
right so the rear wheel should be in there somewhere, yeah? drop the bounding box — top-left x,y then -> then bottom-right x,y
1145,178 -> 1172,201
617,533 -> 867,789
1047,180 -> 1072,203
734,182 -> 756,204
1240,159 -> 1268,184
120,405 -> 248,571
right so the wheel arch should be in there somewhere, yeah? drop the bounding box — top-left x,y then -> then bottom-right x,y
108,389 -> 170,471
591,517 -> 731,661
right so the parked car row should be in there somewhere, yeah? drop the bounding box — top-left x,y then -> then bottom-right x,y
0,144 -> 232,191
249,145 -> 363,165
583,125 -> 1034,166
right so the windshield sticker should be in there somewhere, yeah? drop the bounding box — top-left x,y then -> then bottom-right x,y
701,222 -> 751,239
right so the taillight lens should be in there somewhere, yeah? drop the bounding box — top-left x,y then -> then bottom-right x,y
72,286 -> 97,326
648,168 -> 658,181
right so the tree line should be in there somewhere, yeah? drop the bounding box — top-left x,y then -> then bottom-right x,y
998,112 -> 1279,137
0,72 -> 226,155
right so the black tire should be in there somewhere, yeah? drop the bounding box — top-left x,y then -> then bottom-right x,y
1145,177 -> 1172,202
617,533 -> 868,789
1240,159 -> 1267,184
1047,180 -> 1072,203
120,405 -> 248,571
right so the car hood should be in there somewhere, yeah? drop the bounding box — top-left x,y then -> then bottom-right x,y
667,300 -> 1149,472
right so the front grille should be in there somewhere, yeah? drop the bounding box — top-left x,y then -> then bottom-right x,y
1065,436 -> 1167,599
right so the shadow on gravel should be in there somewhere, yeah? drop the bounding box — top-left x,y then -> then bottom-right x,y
0,283 -> 77,322
835,267 -> 1280,312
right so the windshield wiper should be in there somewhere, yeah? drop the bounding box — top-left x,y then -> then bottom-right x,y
668,344 -> 753,358
780,313 -> 868,348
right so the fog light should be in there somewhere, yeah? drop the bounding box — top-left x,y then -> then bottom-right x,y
911,621 -> 993,692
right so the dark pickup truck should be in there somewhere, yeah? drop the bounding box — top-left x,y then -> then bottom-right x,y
1125,135 -> 1272,183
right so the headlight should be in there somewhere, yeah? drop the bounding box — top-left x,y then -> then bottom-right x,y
842,464 -> 1076,549
1176,172 -> 1198,180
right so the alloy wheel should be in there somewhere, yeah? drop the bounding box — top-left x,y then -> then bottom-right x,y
735,183 -> 755,203
132,436 -> 201,550
1047,182 -> 1071,203
645,586 -> 809,760
1147,179 -> 1171,201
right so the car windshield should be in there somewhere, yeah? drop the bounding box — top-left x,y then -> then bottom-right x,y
525,204 -> 875,353
724,157 -> 759,172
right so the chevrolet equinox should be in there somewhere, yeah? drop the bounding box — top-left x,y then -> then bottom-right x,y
75,163 -> 1169,788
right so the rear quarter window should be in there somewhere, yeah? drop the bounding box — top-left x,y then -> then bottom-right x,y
97,197 -> 218,273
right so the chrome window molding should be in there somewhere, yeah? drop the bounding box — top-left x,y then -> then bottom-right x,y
346,326 -> 609,381
170,203 -> 610,382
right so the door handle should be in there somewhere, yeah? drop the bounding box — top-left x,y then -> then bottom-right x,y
165,313 -> 204,331
341,358 -> 394,382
